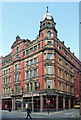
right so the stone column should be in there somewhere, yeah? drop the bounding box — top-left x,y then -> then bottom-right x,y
40,94 -> 43,112
63,96 -> 65,110
56,95 -> 58,111
69,97 -> 71,109
12,97 -> 15,110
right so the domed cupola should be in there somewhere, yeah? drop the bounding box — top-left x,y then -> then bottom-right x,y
42,7 -> 53,21
39,7 -> 57,37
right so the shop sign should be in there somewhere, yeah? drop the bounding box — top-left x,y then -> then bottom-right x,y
23,93 -> 39,97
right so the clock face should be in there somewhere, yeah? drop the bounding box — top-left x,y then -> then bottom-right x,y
47,31 -> 51,37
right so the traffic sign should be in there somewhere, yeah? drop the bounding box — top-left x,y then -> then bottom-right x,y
46,100 -> 50,104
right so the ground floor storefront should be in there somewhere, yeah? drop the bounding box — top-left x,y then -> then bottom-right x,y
2,92 -> 75,112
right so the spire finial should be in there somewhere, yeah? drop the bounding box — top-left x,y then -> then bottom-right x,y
47,6 -> 48,13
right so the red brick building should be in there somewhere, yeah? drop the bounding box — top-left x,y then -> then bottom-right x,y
1,9 -> 81,111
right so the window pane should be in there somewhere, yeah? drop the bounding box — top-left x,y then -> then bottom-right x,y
26,61 -> 29,66
30,59 -> 33,65
34,58 -> 38,64
35,83 -> 37,90
45,66 -> 46,74
30,83 -> 32,91
47,41 -> 52,44
30,48 -> 33,52
15,65 -> 17,70
38,44 -> 40,49
34,46 -> 37,51
35,69 -> 37,77
48,80 -> 52,89
23,51 -> 25,56
26,50 -> 29,55
27,84 -> 29,91
30,70 -> 33,78
9,77 -> 11,83
48,66 -> 52,74
48,53 -> 52,59
17,47 -> 19,52
27,71 -> 29,79
15,74 -> 18,81
47,23 -> 50,27
44,53 -> 46,59
47,31 -> 51,37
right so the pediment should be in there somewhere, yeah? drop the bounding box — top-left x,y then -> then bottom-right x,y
11,36 -> 22,49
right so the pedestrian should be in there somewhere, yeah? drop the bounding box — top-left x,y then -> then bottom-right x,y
26,107 -> 32,119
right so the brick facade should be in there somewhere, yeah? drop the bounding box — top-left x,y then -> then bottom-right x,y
1,10 -> 81,111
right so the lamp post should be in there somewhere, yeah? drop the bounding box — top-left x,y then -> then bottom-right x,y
21,86 -> 23,110
32,79 -> 34,112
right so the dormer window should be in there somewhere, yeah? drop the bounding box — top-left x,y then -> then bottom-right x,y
47,31 -> 51,37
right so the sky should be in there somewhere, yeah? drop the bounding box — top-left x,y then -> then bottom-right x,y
1,2 -> 79,58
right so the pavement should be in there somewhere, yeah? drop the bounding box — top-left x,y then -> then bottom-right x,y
1,109 -> 81,120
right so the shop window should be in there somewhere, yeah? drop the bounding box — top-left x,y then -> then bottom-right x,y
48,80 -> 52,89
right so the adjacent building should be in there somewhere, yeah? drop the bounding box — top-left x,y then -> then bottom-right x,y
1,9 -> 81,111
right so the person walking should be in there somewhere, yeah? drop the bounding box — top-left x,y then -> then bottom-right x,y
26,107 -> 32,119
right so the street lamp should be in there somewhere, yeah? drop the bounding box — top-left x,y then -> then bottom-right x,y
21,86 -> 23,110
32,79 -> 34,112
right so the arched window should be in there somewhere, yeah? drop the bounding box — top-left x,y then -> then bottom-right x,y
47,22 -> 50,27
43,23 -> 45,28
47,31 -> 51,37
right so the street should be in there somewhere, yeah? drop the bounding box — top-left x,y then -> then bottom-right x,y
1,109 -> 81,120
